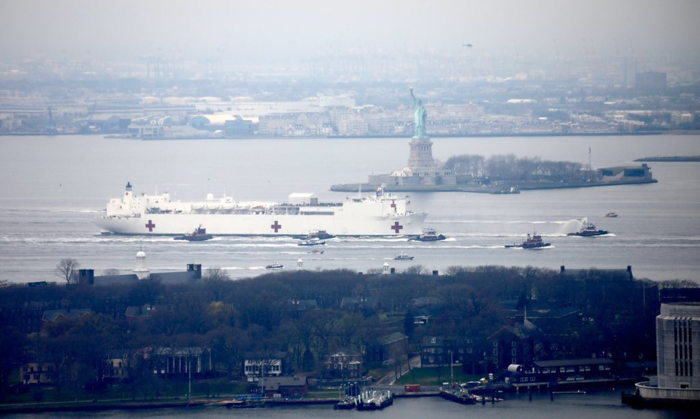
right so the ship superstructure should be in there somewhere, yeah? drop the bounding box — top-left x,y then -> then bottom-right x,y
97,183 -> 426,236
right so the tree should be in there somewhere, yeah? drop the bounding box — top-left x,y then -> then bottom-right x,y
55,258 -> 80,283
205,267 -> 230,281
0,325 -> 25,392
403,309 -> 415,337
404,265 -> 426,275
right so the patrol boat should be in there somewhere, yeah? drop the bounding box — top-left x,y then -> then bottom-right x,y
97,183 -> 426,236
568,220 -> 609,237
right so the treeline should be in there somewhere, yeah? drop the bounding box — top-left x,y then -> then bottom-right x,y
0,266 -> 663,398
442,154 -> 589,182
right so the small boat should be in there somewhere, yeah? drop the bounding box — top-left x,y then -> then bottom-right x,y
411,228 -> 446,242
298,238 -> 326,246
174,225 -> 213,241
265,263 -> 284,270
568,222 -> 609,237
334,396 -> 357,410
505,233 -> 551,249
489,185 -> 520,194
308,249 -> 325,254
605,212 -> 619,218
225,398 -> 265,408
394,253 -> 414,261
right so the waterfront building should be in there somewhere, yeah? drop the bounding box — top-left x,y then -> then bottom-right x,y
73,264 -> 201,285
507,358 -> 615,389
258,375 -> 308,398
150,346 -> 213,378
633,302 -> 700,404
244,355 -> 285,382
20,362 -> 55,385
364,332 -> 408,365
324,351 -> 363,379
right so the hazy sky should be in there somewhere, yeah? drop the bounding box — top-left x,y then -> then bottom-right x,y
1,0 -> 698,63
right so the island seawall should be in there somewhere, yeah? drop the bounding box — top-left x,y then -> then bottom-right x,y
330,177 -> 657,193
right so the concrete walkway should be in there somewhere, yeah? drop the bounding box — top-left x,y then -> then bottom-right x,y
376,355 -> 421,385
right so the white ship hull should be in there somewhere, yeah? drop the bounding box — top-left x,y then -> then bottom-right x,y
97,212 -> 426,236
97,184 -> 427,237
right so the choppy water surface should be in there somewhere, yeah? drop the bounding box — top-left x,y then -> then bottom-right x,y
0,134 -> 699,282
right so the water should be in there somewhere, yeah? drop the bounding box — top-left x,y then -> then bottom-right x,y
10,390 -> 697,418
1,134 -> 699,283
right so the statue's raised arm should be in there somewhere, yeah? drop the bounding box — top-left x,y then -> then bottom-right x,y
409,88 -> 427,138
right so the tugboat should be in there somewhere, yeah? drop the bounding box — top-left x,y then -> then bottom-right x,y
265,263 -> 284,270
394,252 -> 415,261
439,386 -> 478,405
174,225 -> 213,241
568,221 -> 609,237
505,233 -> 551,249
307,229 -> 335,240
411,228 -> 446,242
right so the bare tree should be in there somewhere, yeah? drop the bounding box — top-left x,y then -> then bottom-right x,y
205,267 -> 230,281
55,258 -> 80,283
404,265 -> 426,275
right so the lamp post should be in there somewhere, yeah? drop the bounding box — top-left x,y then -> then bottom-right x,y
187,353 -> 192,402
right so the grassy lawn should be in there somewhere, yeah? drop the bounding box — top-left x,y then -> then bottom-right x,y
0,377 -> 245,405
305,389 -> 342,399
395,367 -> 482,386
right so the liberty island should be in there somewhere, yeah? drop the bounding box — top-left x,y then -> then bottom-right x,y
331,90 -> 657,193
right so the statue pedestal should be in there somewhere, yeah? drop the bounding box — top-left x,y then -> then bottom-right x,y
408,136 -> 437,178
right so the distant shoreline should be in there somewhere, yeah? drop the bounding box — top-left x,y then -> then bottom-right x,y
1,130 -> 699,140
634,155 -> 700,162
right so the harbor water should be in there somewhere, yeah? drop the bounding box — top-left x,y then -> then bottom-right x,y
8,389 -> 698,418
0,134 -> 699,283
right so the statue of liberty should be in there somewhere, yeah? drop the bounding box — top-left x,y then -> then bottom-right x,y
410,88 -> 427,138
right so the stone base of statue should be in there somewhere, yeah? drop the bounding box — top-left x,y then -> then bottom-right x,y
408,136 -> 438,179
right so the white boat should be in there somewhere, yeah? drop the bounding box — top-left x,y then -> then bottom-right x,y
97,183 -> 426,236
298,238 -> 326,246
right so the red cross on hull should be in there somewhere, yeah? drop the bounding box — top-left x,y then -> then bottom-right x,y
271,220 -> 282,233
391,221 -> 403,233
145,220 -> 156,232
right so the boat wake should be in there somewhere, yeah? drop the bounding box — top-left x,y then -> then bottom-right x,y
431,219 -> 574,225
